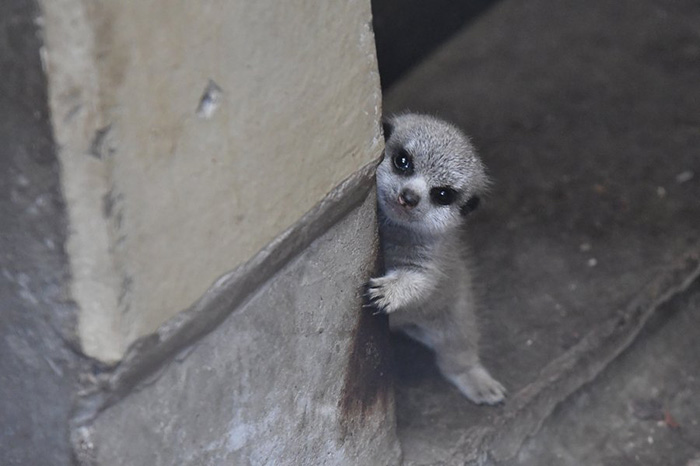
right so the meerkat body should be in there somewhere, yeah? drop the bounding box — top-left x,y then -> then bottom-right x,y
367,113 -> 505,405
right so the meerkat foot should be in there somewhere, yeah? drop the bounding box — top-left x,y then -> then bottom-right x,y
444,365 -> 506,405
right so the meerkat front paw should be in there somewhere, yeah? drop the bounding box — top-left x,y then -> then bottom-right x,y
365,272 -> 403,314
445,365 -> 506,405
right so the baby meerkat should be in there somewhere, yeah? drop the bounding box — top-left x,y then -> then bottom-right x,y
366,113 -> 505,405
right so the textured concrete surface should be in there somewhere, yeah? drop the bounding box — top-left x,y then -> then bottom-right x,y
0,1 -> 80,464
82,184 -> 401,465
506,283 -> 700,466
5,0 -> 699,463
383,0 -> 700,463
40,0 -> 383,361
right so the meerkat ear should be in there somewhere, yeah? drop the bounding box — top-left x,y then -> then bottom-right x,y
460,195 -> 481,216
382,118 -> 394,141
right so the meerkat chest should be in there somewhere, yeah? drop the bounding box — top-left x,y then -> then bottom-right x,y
381,237 -> 434,270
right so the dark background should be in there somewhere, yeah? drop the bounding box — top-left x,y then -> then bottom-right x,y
372,0 -> 502,89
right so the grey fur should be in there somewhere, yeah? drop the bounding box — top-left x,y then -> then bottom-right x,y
368,113 -> 505,405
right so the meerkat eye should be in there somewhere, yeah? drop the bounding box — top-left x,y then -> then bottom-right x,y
430,187 -> 458,206
392,149 -> 413,175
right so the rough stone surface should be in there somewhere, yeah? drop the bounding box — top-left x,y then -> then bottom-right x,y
0,1 -> 80,464
86,191 -> 402,466
40,0 -> 384,361
505,283 -> 700,466
383,0 -> 700,463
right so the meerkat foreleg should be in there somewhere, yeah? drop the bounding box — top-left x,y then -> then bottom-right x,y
366,267 -> 437,313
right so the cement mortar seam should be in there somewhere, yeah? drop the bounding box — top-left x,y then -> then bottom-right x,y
71,159 -> 380,426
461,246 -> 700,466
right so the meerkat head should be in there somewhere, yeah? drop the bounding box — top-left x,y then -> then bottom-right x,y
376,113 -> 488,236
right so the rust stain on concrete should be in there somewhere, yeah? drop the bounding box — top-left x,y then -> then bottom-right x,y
338,255 -> 393,437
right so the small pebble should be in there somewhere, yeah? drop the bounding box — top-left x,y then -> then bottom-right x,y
196,79 -> 223,119
656,186 -> 666,198
526,339 -> 533,346
647,436 -> 654,445
676,170 -> 695,184
579,242 -> 592,252
588,258 -> 598,267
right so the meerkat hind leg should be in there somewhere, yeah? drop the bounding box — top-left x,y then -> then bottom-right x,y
436,350 -> 506,405
395,313 -> 507,405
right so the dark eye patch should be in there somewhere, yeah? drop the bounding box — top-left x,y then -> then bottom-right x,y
430,186 -> 458,206
392,148 -> 414,175
460,195 -> 481,216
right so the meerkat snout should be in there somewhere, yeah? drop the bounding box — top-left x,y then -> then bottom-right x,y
398,189 -> 420,208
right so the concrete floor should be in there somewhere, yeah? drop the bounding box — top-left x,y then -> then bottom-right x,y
506,284 -> 700,466
382,0 -> 700,463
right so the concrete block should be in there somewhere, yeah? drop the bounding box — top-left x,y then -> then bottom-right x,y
39,0 -> 383,362
81,178 -> 401,465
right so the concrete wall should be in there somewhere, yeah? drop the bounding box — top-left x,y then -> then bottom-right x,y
1,0 -> 400,464
40,0 -> 383,362
0,1 -> 80,464
82,181 -> 400,466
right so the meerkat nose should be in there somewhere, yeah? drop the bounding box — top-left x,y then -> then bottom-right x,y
398,189 -> 420,208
